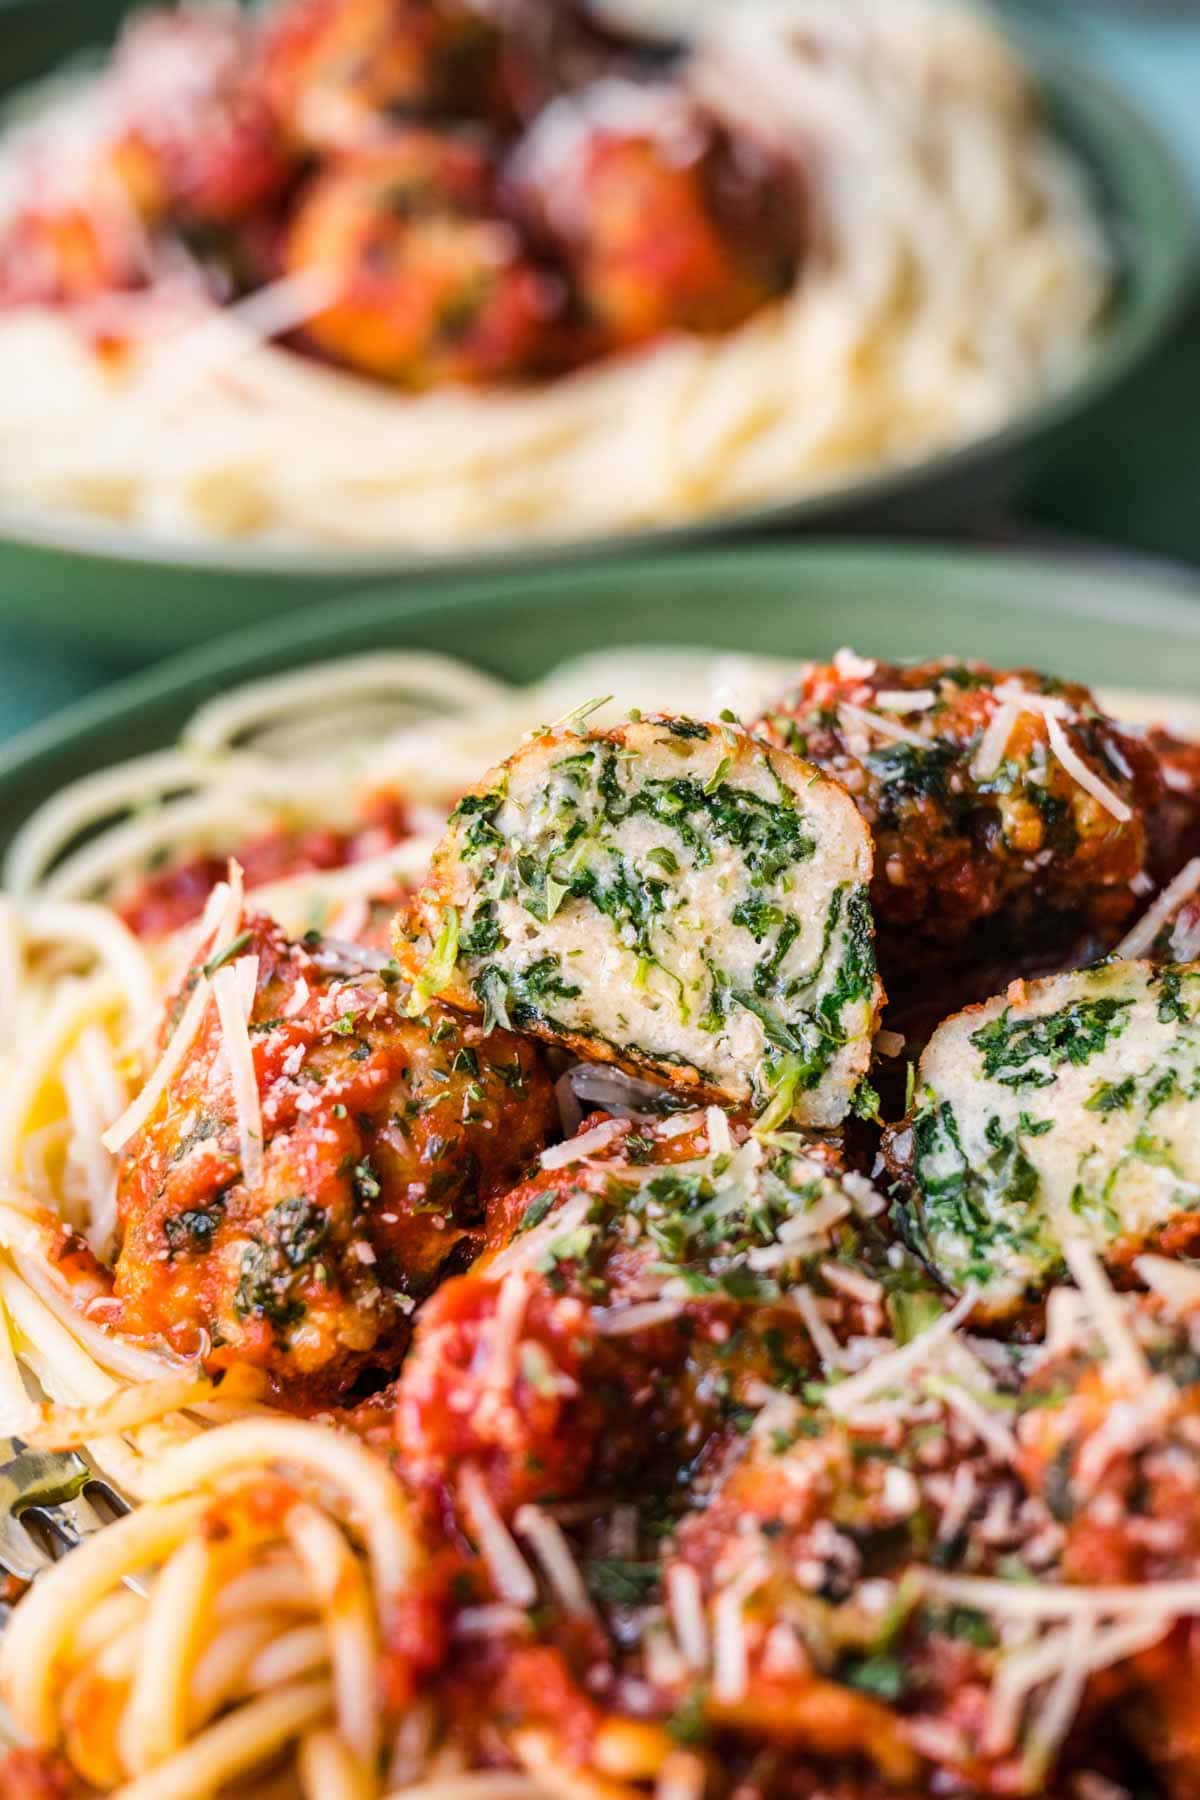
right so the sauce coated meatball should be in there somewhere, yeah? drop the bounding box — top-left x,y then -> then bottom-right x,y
507,81 -> 803,353
394,1110 -> 881,1522
753,654 -> 1161,965
285,133 -> 560,385
1019,1288 -> 1200,1797
113,912 -> 555,1394
0,6 -> 290,308
105,6 -> 292,229
262,0 -> 508,151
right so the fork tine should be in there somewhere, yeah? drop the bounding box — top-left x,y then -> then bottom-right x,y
0,1512 -> 52,1582
0,1442 -> 90,1514
27,1488 -> 109,1553
0,1437 -> 96,1582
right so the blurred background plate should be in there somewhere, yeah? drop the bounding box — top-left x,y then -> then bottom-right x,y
0,0 -> 1193,658
2,539 -> 1200,855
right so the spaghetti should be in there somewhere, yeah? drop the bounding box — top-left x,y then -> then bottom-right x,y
0,0 -> 1109,549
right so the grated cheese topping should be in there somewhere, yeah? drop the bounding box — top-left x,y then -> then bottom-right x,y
211,954 -> 262,1192
101,865 -> 244,1155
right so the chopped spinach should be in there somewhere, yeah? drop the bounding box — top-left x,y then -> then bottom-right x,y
970,996 -> 1133,1090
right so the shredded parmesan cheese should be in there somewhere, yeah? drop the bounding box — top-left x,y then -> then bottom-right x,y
874,690 -> 936,712
825,1288 -> 976,1417
705,1105 -> 732,1157
1021,1614 -> 1091,1779
921,1570 -> 1200,1620
666,1563 -> 709,1671
1061,1236 -> 1150,1392
101,866 -> 244,1154
838,702 -> 928,749
971,699 -> 1022,780
1134,1252 -> 1200,1314
792,1286 -> 842,1368
539,1120 -> 623,1171
819,1261 -> 883,1306
488,1192 -> 593,1279
1044,712 -> 1132,823
1114,857 -> 1200,960
593,1298 -> 688,1337
711,1583 -> 749,1704
458,1464 -> 536,1609
970,684 -> 1132,822
212,955 -> 263,1191
513,1507 -> 595,1620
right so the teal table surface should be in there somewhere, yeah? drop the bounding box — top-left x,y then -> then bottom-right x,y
1,1 -> 1199,744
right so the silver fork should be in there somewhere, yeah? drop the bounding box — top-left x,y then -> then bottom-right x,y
0,1443 -> 132,1750
0,1438 -> 128,1583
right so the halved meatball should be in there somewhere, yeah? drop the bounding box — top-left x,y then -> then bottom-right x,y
753,655 -> 1161,964
396,716 -> 882,1128
113,912 -> 555,1394
884,961 -> 1200,1317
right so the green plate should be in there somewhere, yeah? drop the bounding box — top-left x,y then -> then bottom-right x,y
0,1 -> 1194,658
2,540 -> 1200,857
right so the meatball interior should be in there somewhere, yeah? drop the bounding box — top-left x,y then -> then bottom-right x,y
396,715 -> 882,1128
885,960 -> 1200,1316
113,911 -> 555,1393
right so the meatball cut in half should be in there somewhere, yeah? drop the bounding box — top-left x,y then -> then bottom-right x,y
885,961 -> 1200,1319
396,716 -> 882,1129
113,912 -> 555,1393
753,653 -> 1161,958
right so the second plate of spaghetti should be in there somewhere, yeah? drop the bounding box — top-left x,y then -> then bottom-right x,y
0,0 -> 1191,652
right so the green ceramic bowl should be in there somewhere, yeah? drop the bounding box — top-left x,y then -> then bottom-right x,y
0,2 -> 1194,660
2,540 -> 1200,856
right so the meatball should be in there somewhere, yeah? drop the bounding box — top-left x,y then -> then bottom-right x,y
884,961 -> 1200,1318
1019,1286 -> 1200,1797
261,0 -> 508,151
657,1344 -> 1049,1794
507,81 -> 802,353
284,133 -> 560,386
113,911 -> 555,1394
753,654 -> 1162,966
1147,727 -> 1200,888
104,6 -> 292,228
396,715 -> 881,1129
0,195 -> 144,309
394,1109 -> 883,1520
